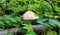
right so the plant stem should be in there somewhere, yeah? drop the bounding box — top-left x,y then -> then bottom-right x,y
29,20 -> 32,25
44,32 -> 46,35
42,32 -> 43,35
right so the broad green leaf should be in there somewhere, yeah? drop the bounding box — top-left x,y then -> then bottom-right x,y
37,17 -> 47,24
44,11 -> 53,17
23,24 -> 33,30
49,19 -> 60,27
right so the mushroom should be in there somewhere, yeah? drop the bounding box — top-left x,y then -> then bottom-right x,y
22,11 -> 39,24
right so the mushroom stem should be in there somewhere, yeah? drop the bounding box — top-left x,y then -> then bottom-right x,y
28,20 -> 32,25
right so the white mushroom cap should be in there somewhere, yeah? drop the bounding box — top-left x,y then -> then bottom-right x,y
22,11 -> 39,20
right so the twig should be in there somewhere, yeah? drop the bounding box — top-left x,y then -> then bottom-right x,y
0,25 -> 48,35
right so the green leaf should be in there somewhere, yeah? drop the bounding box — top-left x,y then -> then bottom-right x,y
4,16 -> 14,22
0,21 -> 4,25
23,24 -> 33,30
47,31 -> 57,35
15,17 -> 21,22
0,0 -> 6,3
25,32 -> 37,35
37,17 -> 47,24
49,19 -> 60,27
54,6 -> 60,13
44,11 -> 53,17
0,16 -> 3,20
6,33 -> 13,35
